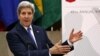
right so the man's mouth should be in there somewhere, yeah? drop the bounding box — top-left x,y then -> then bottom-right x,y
24,20 -> 29,22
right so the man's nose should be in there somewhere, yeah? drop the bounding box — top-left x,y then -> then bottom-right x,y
25,14 -> 28,19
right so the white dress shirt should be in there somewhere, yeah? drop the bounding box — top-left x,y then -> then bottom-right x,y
24,25 -> 38,48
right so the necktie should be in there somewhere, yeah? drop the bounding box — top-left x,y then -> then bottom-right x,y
27,27 -> 38,47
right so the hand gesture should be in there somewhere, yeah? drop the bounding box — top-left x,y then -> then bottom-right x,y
69,29 -> 83,43
49,41 -> 71,54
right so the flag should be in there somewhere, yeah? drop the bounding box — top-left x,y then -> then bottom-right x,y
34,0 -> 43,14
30,0 -> 61,29
0,0 -> 20,31
36,0 -> 61,29
0,20 -> 5,31
29,0 -> 43,21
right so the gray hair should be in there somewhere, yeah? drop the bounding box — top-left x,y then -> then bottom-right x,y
17,1 -> 35,15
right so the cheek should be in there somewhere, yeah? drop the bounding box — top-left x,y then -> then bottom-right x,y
30,16 -> 33,20
18,18 -> 24,23
30,15 -> 33,18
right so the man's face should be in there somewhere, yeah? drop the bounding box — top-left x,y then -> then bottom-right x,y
18,8 -> 33,27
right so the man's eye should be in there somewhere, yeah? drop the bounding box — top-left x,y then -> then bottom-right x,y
28,12 -> 32,15
22,12 -> 26,15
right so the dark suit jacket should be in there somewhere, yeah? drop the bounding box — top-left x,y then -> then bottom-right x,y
6,23 -> 73,56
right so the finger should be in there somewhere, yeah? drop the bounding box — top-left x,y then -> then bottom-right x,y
62,47 -> 71,50
60,45 -> 71,50
56,40 -> 62,45
59,48 -> 71,54
79,38 -> 82,40
61,48 -> 71,54
60,52 -> 67,55
74,37 -> 82,42
61,45 -> 70,48
77,32 -> 83,38
78,31 -> 81,33
78,31 -> 83,35
63,49 -> 71,52
63,50 -> 70,54
57,40 -> 62,45
70,28 -> 74,35
79,33 -> 83,37
76,31 -> 83,37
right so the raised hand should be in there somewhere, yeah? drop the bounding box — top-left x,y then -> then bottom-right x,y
69,29 -> 83,44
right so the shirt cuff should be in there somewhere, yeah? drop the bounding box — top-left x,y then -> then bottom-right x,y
49,52 -> 52,56
67,40 -> 73,46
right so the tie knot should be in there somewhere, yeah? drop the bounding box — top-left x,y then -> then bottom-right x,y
27,27 -> 31,31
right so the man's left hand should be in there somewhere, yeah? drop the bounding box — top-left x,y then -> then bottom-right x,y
69,29 -> 83,44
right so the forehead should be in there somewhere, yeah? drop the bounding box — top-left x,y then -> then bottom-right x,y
20,7 -> 33,12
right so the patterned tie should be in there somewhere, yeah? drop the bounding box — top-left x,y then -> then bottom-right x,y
27,27 -> 38,48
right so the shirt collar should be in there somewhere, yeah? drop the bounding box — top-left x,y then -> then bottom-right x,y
24,25 -> 32,31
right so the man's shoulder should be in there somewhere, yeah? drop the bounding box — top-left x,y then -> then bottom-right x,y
7,27 -> 17,34
32,25 -> 44,30
7,23 -> 19,34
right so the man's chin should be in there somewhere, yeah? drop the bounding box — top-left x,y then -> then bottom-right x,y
23,24 -> 31,27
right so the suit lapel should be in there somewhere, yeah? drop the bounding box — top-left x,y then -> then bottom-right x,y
16,23 -> 37,48
32,25 -> 42,49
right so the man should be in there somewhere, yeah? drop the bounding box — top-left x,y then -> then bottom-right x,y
6,1 -> 82,56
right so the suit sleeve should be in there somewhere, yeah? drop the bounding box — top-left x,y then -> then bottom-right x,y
6,32 -> 50,56
42,29 -> 54,48
42,29 -> 74,56
62,41 -> 74,51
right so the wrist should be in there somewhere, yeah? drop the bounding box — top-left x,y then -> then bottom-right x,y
49,48 -> 53,54
69,39 -> 74,44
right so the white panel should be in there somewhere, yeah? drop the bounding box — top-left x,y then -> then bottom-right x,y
62,0 -> 100,56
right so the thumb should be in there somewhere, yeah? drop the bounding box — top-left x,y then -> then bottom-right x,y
70,28 -> 74,35
56,40 -> 62,45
